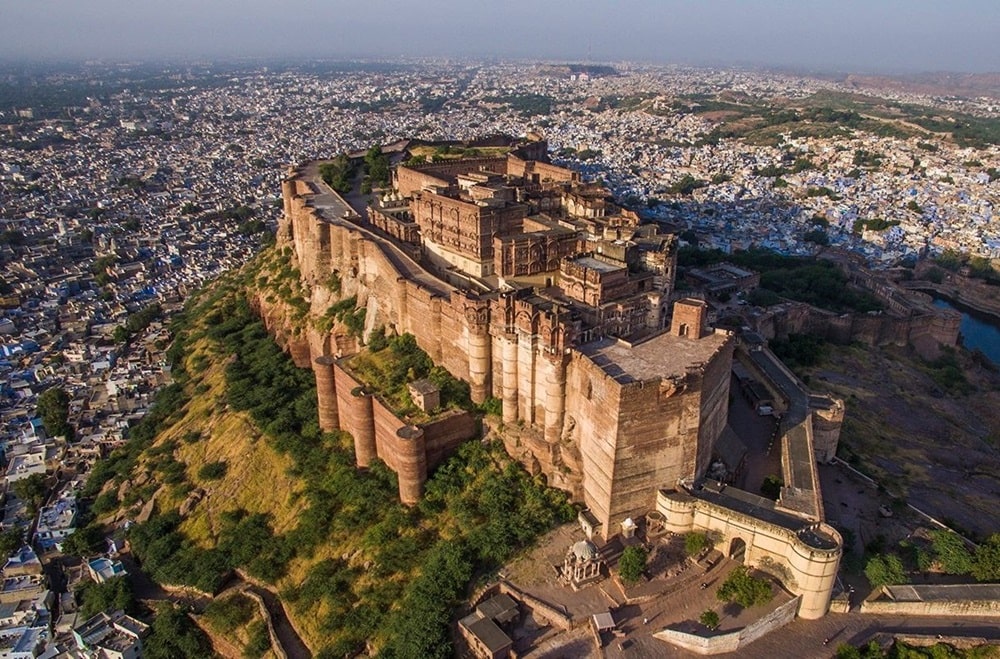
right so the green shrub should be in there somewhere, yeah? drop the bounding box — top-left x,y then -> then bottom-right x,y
618,546 -> 647,584
203,593 -> 256,634
91,491 -> 119,517
864,553 -> 907,589
929,531 -> 974,575
243,620 -> 271,659
144,603 -> 213,659
77,576 -> 135,618
198,461 -> 228,480
716,566 -> 772,608
684,532 -> 710,557
972,534 -> 1000,582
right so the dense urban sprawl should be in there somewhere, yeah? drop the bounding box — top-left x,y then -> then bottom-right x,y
0,59 -> 997,655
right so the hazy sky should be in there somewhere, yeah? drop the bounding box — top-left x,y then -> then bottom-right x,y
1,0 -> 997,73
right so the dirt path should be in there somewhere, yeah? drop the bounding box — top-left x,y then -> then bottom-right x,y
122,554 -> 311,659
243,583 -> 312,659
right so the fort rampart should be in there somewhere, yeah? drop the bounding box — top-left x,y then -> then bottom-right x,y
319,357 -> 476,504
656,488 -> 842,619
278,165 -> 733,538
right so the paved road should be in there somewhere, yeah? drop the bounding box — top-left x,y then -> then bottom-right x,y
728,373 -> 782,493
604,611 -> 1000,658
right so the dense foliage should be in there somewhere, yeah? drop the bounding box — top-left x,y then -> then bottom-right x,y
123,274 -> 575,657
864,553 -> 907,589
680,247 -> 882,313
485,93 -> 553,116
934,249 -> 1000,286
836,639 -> 998,659
0,529 -> 23,559
666,174 -> 708,195
860,531 -> 1000,591
348,332 -> 472,415
36,386 -> 74,440
202,593 -> 257,634
716,566 -> 773,608
972,535 -> 1000,582
114,302 -> 163,344
618,546 -> 648,585
364,145 -> 391,189
144,603 -> 214,659
770,334 -> 827,370
77,576 -> 136,618
318,154 -> 355,194
684,531 -> 711,557
11,473 -> 47,514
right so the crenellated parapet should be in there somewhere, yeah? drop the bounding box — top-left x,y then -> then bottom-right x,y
657,486 -> 842,619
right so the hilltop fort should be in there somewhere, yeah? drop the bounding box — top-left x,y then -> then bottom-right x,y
274,135 -> 844,618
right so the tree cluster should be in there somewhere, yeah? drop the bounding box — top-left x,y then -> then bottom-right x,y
364,145 -> 391,189
684,531 -> 711,557
318,154 -> 354,194
666,174 -> 708,195
76,576 -> 136,619
681,246 -> 882,314
36,386 -> 74,440
618,546 -> 648,585
770,334 -> 828,370
12,473 -> 47,514
716,566 -> 773,608
114,302 -> 162,344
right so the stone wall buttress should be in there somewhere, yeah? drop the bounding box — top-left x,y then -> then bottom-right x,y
501,335 -> 519,423
348,386 -> 377,468
517,333 -> 537,424
544,353 -> 568,445
313,356 -> 339,432
395,425 -> 428,505
464,300 -> 492,404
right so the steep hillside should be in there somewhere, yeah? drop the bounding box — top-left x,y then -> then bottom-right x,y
82,249 -> 574,657
796,341 -> 1000,539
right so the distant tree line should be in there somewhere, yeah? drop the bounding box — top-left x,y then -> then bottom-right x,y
680,247 -> 882,313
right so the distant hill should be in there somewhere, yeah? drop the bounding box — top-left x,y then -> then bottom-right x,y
537,63 -> 617,78
834,72 -> 1000,99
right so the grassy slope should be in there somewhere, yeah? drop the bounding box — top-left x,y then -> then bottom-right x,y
166,347 -> 307,546
116,250 -> 573,657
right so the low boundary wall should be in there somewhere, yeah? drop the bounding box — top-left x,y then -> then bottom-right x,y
653,595 -> 801,655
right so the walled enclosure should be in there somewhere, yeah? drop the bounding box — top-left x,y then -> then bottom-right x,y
279,156 -> 733,537
656,488 -> 842,619
271,139 -> 856,621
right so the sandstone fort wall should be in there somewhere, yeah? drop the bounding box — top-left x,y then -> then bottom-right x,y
280,168 -> 730,535
327,361 -> 475,504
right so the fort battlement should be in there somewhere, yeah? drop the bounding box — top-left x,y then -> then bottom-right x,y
279,146 -> 733,535
274,136 -> 852,618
